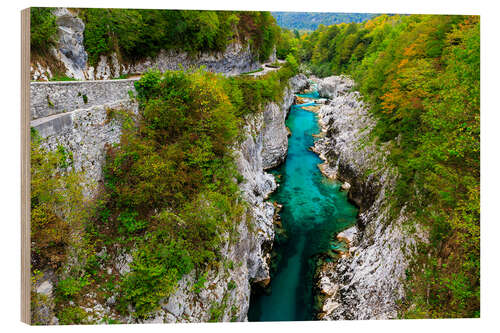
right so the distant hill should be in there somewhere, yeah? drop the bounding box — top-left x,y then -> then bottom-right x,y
271,12 -> 376,31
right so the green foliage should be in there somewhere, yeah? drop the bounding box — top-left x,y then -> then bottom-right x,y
56,145 -> 73,169
100,317 -> 120,324
30,130 -> 87,269
117,210 -> 148,234
103,69 -> 241,211
285,54 -> 299,73
49,75 -> 78,82
193,272 -> 208,294
299,20 -> 371,76
225,61 -> 298,116
57,306 -> 89,325
133,69 -> 163,101
244,12 -> 280,62
241,67 -> 264,75
227,280 -> 236,290
30,7 -> 58,55
276,28 -> 300,59
299,14 -> 480,318
230,304 -> 239,321
208,300 -> 226,322
84,254 -> 100,276
78,9 -> 279,66
119,229 -> 193,317
56,276 -> 90,299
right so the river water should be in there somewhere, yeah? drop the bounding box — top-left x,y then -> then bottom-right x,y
247,91 -> 358,321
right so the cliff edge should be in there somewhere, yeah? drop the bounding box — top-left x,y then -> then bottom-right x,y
312,76 -> 427,320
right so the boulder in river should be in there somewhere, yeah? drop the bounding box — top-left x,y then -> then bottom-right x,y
318,163 -> 337,180
340,182 -> 351,191
295,96 -> 306,104
336,226 -> 358,247
318,276 -> 339,297
322,298 -> 341,316
302,105 -> 320,112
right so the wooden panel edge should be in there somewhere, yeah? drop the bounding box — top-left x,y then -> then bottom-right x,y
20,7 -> 31,325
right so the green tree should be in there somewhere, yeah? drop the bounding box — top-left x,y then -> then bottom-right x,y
30,7 -> 58,55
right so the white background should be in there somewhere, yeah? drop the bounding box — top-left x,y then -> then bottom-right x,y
0,0 -> 496,331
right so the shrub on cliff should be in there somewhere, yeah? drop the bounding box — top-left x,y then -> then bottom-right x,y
224,60 -> 298,115
30,130 -> 88,270
30,7 -> 58,56
285,54 -> 299,73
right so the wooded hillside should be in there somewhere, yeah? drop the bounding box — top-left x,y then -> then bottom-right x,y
298,15 -> 480,318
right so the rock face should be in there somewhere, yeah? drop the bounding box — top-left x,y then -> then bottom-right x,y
312,76 -> 426,320
30,9 -> 261,80
336,226 -> 357,246
340,182 -> 351,191
316,75 -> 354,100
98,42 -> 259,79
262,74 -> 309,169
52,8 -> 88,80
31,271 -> 58,325
36,281 -> 53,296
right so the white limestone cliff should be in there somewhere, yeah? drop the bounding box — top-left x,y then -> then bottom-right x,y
312,76 -> 427,320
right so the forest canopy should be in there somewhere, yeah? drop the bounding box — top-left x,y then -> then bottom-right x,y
271,12 -> 375,30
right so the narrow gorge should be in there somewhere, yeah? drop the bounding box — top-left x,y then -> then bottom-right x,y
248,84 -> 358,321
31,72 -> 415,323
28,8 -> 480,325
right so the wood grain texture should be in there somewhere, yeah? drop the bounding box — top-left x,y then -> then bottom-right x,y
21,7 -> 31,325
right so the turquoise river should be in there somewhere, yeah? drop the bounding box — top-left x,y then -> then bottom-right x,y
248,91 -> 358,321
